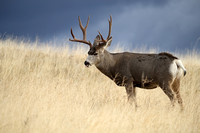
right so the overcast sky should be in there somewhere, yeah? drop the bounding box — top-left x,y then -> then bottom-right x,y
0,0 -> 200,51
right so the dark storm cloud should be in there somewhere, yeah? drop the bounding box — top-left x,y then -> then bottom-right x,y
109,0 -> 200,51
0,0 -> 168,37
0,0 -> 200,51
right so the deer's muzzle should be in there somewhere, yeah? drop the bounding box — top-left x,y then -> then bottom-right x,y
84,61 -> 91,67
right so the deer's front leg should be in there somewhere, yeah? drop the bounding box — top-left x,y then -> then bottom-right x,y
125,81 -> 137,109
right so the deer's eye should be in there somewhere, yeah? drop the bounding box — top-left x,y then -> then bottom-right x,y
93,53 -> 98,56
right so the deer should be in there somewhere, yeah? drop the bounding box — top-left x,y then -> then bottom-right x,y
69,16 -> 187,110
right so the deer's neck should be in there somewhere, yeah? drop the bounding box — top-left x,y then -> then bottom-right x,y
95,50 -> 116,79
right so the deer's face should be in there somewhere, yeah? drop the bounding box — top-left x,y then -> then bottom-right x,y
84,35 -> 112,67
84,47 -> 100,67
69,16 -> 112,67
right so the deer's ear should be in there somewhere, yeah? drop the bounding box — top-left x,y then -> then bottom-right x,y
104,37 -> 112,49
97,37 -> 112,52
93,35 -> 100,46
98,37 -> 112,52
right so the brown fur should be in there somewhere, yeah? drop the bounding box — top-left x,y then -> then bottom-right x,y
93,49 -> 185,109
69,16 -> 185,110
159,52 -> 178,60
171,78 -> 183,110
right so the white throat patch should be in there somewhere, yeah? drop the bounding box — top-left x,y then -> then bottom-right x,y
86,55 -> 98,65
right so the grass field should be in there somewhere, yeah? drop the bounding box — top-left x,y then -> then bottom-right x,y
0,38 -> 200,133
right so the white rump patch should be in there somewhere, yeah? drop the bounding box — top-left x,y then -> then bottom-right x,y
169,60 -> 178,80
169,59 -> 186,80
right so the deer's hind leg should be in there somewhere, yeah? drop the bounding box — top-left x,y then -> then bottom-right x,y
125,81 -> 137,109
160,81 -> 175,106
171,78 -> 183,110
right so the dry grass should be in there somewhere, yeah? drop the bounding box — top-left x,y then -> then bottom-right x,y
0,39 -> 200,133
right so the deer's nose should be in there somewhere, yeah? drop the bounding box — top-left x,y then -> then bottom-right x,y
84,61 -> 91,67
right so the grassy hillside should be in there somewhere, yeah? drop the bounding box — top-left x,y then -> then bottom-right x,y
0,39 -> 200,133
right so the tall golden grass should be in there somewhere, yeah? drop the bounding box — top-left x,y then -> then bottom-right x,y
0,38 -> 200,133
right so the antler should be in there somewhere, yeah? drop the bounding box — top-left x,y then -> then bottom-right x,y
69,16 -> 92,48
98,16 -> 112,43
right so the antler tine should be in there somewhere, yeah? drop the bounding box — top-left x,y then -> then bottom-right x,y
78,16 -> 90,40
98,31 -> 106,42
70,28 -> 75,39
107,15 -> 112,40
85,16 -> 90,29
69,16 -> 92,48
97,16 -> 112,43
78,16 -> 84,31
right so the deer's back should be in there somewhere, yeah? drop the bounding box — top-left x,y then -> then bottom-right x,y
111,52 -> 177,86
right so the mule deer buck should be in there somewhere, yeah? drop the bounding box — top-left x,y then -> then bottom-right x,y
69,16 -> 187,110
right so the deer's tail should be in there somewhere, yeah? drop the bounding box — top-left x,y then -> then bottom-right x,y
175,59 -> 187,78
